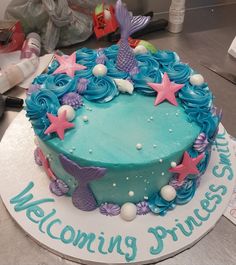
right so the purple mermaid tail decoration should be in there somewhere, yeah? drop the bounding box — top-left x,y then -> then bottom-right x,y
59,154 -> 107,211
115,0 -> 151,73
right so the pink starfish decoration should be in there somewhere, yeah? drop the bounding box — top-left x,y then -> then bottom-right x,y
44,111 -> 74,140
169,151 -> 204,184
147,72 -> 184,106
53,52 -> 87,77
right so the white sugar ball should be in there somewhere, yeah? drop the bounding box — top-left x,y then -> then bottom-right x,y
92,64 -> 107,77
82,115 -> 89,122
171,161 -> 177,168
160,185 -> 177,202
58,105 -> 75,121
189,74 -> 204,86
133,45 -> 148,55
120,202 -> 137,221
128,191 -> 134,197
136,143 -> 143,150
104,9 -> 111,20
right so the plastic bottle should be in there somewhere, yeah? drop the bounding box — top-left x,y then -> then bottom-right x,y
0,55 -> 39,94
168,0 -> 186,33
21,32 -> 41,59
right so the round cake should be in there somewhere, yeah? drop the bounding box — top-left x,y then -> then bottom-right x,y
25,0 -> 221,221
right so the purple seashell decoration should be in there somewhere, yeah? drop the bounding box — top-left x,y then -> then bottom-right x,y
136,201 -> 150,215
59,154 -> 107,211
49,178 -> 69,196
61,92 -> 83,109
27,84 -> 41,96
77,78 -> 89,94
115,0 -> 151,73
193,133 -> 209,153
34,147 -> 42,166
99,203 -> 121,216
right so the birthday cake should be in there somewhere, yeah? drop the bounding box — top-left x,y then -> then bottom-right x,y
25,0 -> 221,221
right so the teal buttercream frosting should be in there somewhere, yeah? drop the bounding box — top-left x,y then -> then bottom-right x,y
39,93 -> 200,204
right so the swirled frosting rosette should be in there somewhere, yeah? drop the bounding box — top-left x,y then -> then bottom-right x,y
161,62 -> 193,84
106,60 -> 129,79
32,74 -> 49,85
179,82 -> 220,138
135,53 -> 160,70
132,66 -> 162,95
175,179 -> 197,205
76,47 -> 97,68
154,50 -> 179,66
148,193 -> 176,216
47,60 -> 60,74
103,45 -> 119,63
43,74 -> 78,99
81,76 -> 119,103
188,148 -> 210,176
25,89 -> 60,139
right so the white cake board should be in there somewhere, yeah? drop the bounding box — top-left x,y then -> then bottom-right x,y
0,111 -> 235,265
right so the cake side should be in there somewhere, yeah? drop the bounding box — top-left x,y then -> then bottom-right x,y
37,94 -> 200,205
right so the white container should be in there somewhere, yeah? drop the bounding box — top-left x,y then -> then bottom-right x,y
168,0 -> 186,33
0,55 -> 39,94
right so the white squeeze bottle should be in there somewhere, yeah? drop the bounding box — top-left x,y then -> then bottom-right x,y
0,33 -> 41,94
168,0 -> 186,33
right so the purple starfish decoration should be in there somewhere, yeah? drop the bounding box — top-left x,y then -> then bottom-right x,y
59,154 -> 107,211
115,0 -> 150,73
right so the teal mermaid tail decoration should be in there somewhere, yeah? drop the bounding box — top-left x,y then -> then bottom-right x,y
115,0 -> 151,73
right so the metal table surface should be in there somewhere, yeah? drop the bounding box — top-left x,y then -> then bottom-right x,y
0,3 -> 236,265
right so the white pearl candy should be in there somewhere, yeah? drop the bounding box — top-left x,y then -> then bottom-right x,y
189,74 -> 204,86
171,161 -> 177,168
133,45 -> 148,55
92,64 -> 107,77
136,143 -> 142,150
82,115 -> 88,122
160,185 -> 177,202
58,105 -> 75,121
120,202 -> 137,221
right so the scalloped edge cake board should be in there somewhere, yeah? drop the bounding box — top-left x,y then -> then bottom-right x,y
0,111 -> 235,265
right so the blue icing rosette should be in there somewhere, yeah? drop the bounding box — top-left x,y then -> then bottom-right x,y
135,53 -> 160,70
43,74 -> 78,99
47,60 -> 60,74
75,68 -> 93,79
81,76 -> 119,103
188,148 -> 211,176
76,47 -> 97,67
105,60 -> 129,79
132,66 -> 162,96
161,62 -> 193,84
154,50 -> 179,66
103,45 -> 119,61
148,193 -> 176,216
175,179 -> 197,205
179,82 -> 220,138
25,89 -> 60,139
32,74 -> 49,85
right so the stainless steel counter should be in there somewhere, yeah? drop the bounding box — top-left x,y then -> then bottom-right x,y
0,3 -> 236,265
